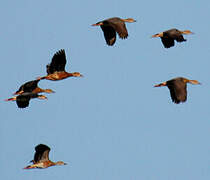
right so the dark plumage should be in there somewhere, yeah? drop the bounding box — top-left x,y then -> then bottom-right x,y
92,17 -> 136,46
154,77 -> 200,104
24,144 -> 67,169
152,28 -> 193,48
47,49 -> 66,74
15,80 -> 39,94
37,49 -> 83,81
33,144 -> 50,163
5,92 -> 47,108
14,80 -> 54,95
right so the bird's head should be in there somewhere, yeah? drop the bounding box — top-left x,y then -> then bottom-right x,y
187,79 -> 201,85
56,161 -> 67,166
123,18 -> 136,23
72,72 -> 83,77
181,30 -> 194,35
45,89 -> 55,94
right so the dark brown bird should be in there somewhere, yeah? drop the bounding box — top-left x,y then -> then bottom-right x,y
37,49 -> 83,81
5,92 -> 47,108
154,77 -> 200,104
92,17 -> 136,46
152,28 -> 194,48
24,144 -> 67,169
14,79 -> 55,95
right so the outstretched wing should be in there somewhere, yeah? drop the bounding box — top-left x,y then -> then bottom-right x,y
100,25 -> 116,46
47,49 -> 67,74
16,94 -> 31,108
34,144 -> 51,163
174,34 -> 186,42
15,80 -> 40,94
167,79 -> 187,104
109,21 -> 128,39
161,36 -> 175,48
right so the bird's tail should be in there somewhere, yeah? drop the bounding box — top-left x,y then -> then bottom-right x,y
154,82 -> 166,87
23,165 -> 37,169
4,97 -> 16,101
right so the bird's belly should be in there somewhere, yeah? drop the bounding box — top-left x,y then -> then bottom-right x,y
46,72 -> 69,81
35,162 -> 46,168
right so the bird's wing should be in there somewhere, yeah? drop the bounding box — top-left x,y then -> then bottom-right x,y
47,49 -> 67,74
174,34 -> 186,42
100,25 -> 116,46
15,80 -> 40,94
16,94 -> 31,108
34,144 -> 50,163
161,36 -> 175,48
167,80 -> 187,104
109,21 -> 128,39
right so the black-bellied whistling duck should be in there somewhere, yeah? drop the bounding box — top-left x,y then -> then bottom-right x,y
24,144 -> 67,169
92,17 -> 136,46
154,77 -> 200,104
37,49 -> 83,81
152,28 -> 194,48
14,79 -> 55,95
5,92 -> 47,108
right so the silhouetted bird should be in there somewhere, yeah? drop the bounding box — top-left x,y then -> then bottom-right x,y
152,28 -> 193,48
5,92 -> 47,108
154,77 -> 200,104
92,17 -> 136,46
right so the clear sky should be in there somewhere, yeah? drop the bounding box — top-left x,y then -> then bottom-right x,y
1,0 -> 210,179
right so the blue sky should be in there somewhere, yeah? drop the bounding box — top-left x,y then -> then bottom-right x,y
1,0 -> 210,180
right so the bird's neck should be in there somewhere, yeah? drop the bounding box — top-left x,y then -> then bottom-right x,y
122,18 -> 134,23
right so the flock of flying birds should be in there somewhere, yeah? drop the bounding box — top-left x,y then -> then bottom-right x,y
5,49 -> 83,108
5,17 -> 201,169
